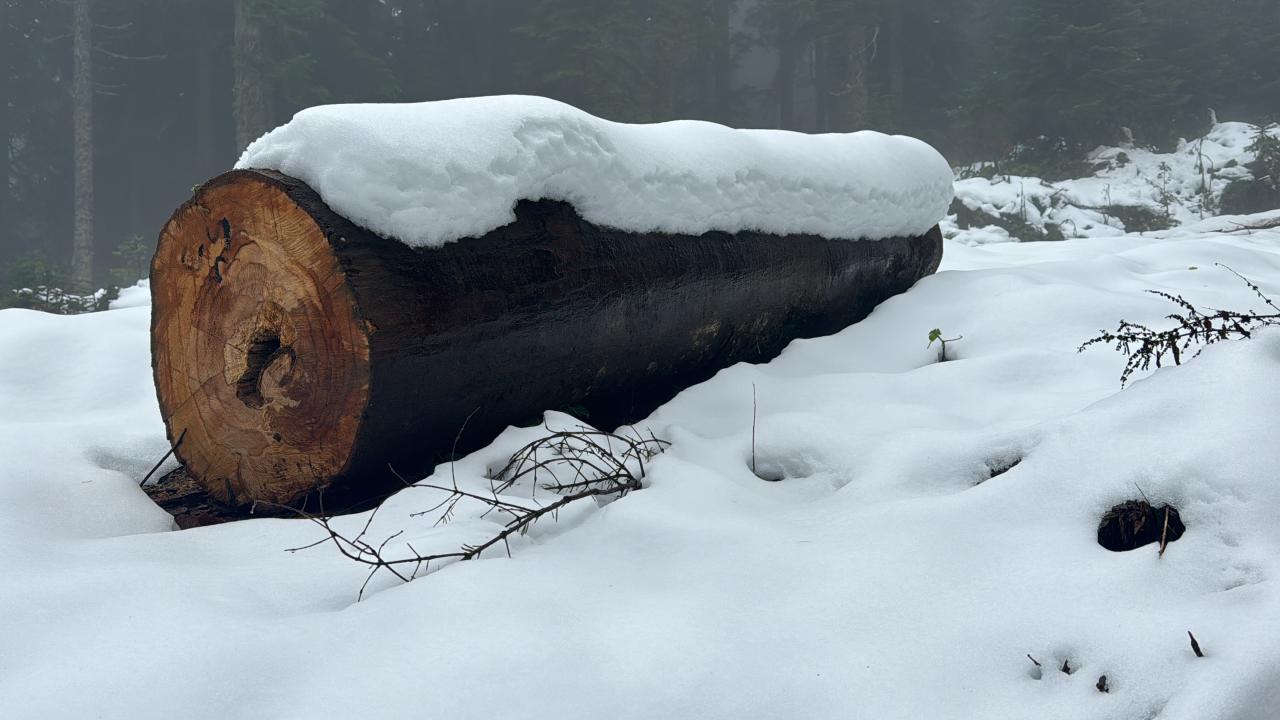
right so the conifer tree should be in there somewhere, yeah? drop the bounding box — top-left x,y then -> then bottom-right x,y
518,0 -> 715,122
985,0 -> 1185,149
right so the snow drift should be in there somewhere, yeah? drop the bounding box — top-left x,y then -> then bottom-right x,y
236,95 -> 955,247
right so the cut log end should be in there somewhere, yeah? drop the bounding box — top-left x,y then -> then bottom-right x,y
151,170 -> 371,506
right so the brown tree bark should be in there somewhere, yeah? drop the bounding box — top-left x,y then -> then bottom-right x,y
70,0 -> 94,293
151,169 -> 943,513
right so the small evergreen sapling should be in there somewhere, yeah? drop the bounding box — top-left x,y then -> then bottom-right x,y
1246,124 -> 1280,189
109,234 -> 152,288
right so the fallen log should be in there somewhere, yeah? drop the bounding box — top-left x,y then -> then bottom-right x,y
151,168 -> 942,513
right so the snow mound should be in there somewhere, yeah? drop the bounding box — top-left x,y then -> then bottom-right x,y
947,122 -> 1280,245
236,95 -> 954,247
108,280 -> 150,310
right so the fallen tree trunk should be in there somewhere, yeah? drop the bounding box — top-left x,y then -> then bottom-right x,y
152,169 -> 942,513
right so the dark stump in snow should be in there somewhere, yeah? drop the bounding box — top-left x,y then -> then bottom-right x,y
150,168 -> 944,518
143,466 -> 284,529
1219,178 -> 1280,216
1097,500 -> 1185,552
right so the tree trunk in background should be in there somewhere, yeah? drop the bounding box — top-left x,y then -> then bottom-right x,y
195,2 -> 218,173
474,1 -> 509,96
815,35 -> 831,130
848,23 -> 871,128
887,2 -> 905,126
708,0 -> 734,125
825,23 -> 871,131
775,13 -> 796,129
233,0 -> 272,152
394,0 -> 430,100
70,0 -> 95,292
0,0 -> 10,247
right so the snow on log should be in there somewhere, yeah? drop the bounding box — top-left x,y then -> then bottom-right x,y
151,98 -> 952,512
235,96 -> 954,247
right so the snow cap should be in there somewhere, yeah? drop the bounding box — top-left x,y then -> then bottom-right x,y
236,96 -> 954,248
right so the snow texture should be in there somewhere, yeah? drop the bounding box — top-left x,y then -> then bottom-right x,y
236,96 -> 955,247
947,121 -> 1280,245
4,208 -> 1280,719
108,280 -> 150,310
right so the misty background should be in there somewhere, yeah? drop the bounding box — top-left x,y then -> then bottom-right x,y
1,0 -> 1277,296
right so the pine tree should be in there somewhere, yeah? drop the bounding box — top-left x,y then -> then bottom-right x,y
813,0 -> 880,132
746,0 -> 814,129
984,0 -> 1186,150
518,0 -> 711,122
1214,0 -> 1280,124
234,0 -> 398,151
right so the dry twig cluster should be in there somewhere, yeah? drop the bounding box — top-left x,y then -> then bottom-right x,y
1080,264 -> 1280,386
288,425 -> 670,599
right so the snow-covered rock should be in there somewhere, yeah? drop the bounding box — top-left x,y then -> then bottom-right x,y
947,122 -> 1280,245
236,95 -> 954,247
108,280 -> 150,310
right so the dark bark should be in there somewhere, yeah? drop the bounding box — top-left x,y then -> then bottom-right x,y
152,169 -> 943,514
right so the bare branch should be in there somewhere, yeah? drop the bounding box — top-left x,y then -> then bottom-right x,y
140,428 -> 186,486
1080,266 -> 1280,386
94,47 -> 166,61
289,426 -> 670,600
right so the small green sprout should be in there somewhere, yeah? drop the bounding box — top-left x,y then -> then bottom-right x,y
928,328 -> 963,362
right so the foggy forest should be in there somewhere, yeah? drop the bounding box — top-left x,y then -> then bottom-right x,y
1,0 -> 1277,295
3,2 -> 1280,719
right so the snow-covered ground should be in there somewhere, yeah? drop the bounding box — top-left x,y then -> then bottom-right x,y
948,122 -> 1279,245
3,213 -> 1280,718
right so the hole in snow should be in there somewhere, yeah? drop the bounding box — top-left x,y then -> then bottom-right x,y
754,469 -> 785,483
749,454 -> 813,483
1097,500 -> 1185,552
983,454 -> 1022,482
